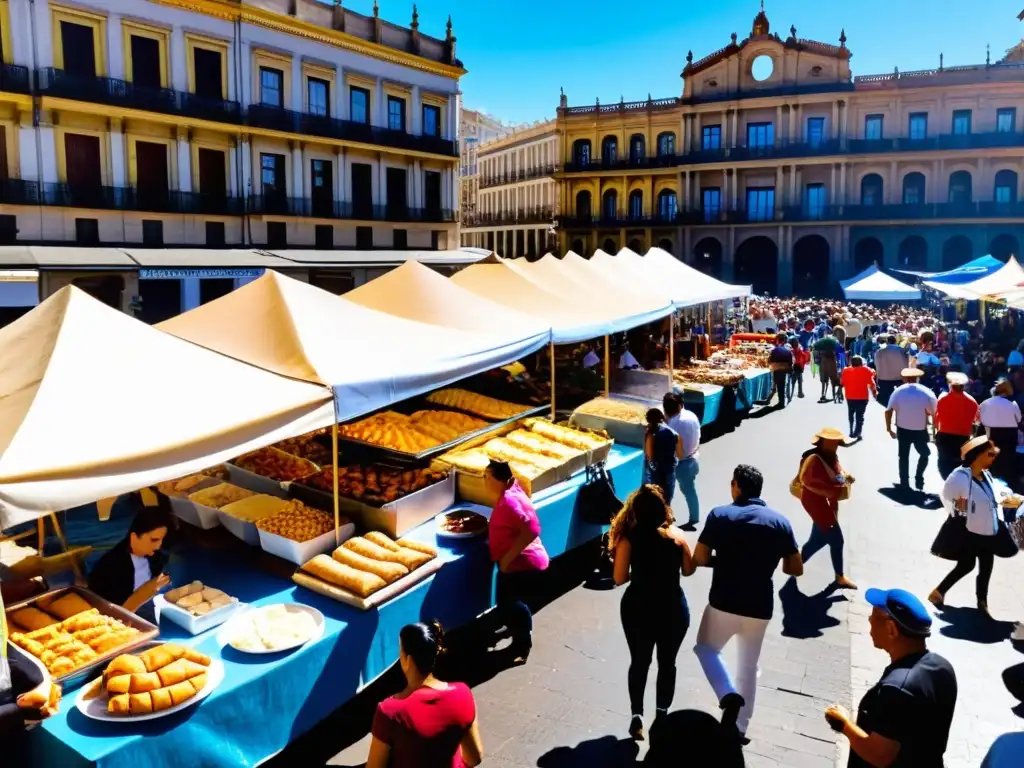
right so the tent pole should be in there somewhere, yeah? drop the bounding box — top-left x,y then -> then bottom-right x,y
603,335 -> 610,397
550,342 -> 556,421
332,422 -> 341,547
668,316 -> 675,391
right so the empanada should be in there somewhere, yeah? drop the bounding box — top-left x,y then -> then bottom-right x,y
46,593 -> 94,620
332,546 -> 408,584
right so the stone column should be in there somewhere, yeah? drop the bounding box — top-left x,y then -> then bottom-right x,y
731,109 -> 739,149
721,168 -> 728,214
832,102 -> 840,140
18,123 -> 38,181
333,148 -> 343,206
789,163 -> 797,206
775,105 -> 783,146
888,160 -> 898,204
293,142 -> 305,199
789,104 -> 799,143
830,164 -> 837,205
775,166 -> 784,210
683,170 -> 690,210
778,225 -> 793,296
731,168 -> 739,211
109,121 -> 126,188
107,14 -> 124,79
177,129 -> 192,192
839,163 -> 847,205
694,113 -> 702,152
374,78 -> 385,126
228,138 -> 239,197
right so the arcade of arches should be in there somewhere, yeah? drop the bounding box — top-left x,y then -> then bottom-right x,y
852,230 -> 1023,274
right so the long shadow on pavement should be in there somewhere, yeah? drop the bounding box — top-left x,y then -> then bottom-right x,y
778,577 -> 846,639
876,486 -> 944,510
935,605 -> 1015,644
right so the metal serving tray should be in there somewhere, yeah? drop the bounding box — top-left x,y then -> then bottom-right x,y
336,403 -> 551,462
5,586 -> 159,689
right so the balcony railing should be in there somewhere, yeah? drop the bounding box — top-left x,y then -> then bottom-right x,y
464,208 -> 555,227
478,165 -> 559,188
247,195 -> 454,222
0,64 -> 31,95
32,184 -> 245,213
558,212 -> 679,228
35,68 -> 243,124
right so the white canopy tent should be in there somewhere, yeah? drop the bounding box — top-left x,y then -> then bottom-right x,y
158,270 -> 547,422
924,257 -> 1024,300
641,248 -> 751,303
840,264 -> 922,302
0,287 -> 334,525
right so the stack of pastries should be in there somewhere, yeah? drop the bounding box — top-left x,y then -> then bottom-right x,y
338,412 -> 441,453
302,532 -> 437,598
164,582 -> 235,616
93,643 -> 213,716
8,596 -> 142,677
426,388 -> 532,420
234,447 -> 318,482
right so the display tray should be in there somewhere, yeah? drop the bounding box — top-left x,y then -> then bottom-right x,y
226,447 -> 318,498
336,403 -> 551,462
257,522 -> 355,565
288,473 -> 455,539
5,587 -> 159,689
153,593 -> 244,636
293,556 -> 443,611
571,404 -> 648,449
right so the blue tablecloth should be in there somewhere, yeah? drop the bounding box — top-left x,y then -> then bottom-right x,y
679,385 -> 723,426
33,447 -> 644,768
736,369 -> 772,410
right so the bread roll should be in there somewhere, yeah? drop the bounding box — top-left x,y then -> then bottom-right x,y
208,595 -> 233,610
176,592 -> 205,610
130,692 -> 154,715
130,672 -> 162,693
200,588 -> 226,602
396,538 -> 438,558
343,536 -> 404,563
108,694 -> 131,715
106,674 -> 131,695
304,554 -> 386,598
150,688 -> 173,712
46,593 -> 94,620
165,581 -> 204,604
332,546 -> 408,583
190,601 -> 214,616
167,680 -> 197,706
364,531 -> 402,552
139,644 -> 186,672
11,607 -> 57,632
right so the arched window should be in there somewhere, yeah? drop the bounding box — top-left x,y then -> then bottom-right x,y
657,189 -> 678,220
629,190 -> 643,219
602,135 -> 618,165
902,172 -> 926,206
602,189 -> 618,220
629,134 -> 645,164
657,132 -> 676,157
948,170 -> 972,204
995,169 -> 1018,204
575,190 -> 592,218
860,173 -> 884,206
572,139 -> 591,168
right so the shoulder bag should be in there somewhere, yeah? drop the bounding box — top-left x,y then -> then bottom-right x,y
577,461 -> 622,525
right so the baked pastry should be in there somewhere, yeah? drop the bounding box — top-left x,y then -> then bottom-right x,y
365,531 -> 402,552
46,593 -> 94,620
504,429 -> 583,462
338,412 -> 441,454
305,554 -> 387,597
425,388 -> 531,420
10,607 -> 57,632
165,581 -> 204,604
188,483 -> 256,509
396,538 -> 438,558
99,644 -> 212,715
331,546 -> 408,584
343,537 -> 432,570
408,410 -> 490,443
523,418 -> 610,451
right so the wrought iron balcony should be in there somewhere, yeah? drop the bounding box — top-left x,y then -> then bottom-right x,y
0,64 -> 31,95
247,195 -> 454,222
464,208 -> 555,227
557,212 -> 679,228
478,165 -> 559,188
34,183 -> 244,213
35,68 -> 243,124
0,178 -> 41,205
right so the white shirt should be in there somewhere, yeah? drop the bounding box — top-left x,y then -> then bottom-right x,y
887,382 -> 937,431
941,467 -> 1005,536
874,345 -> 909,381
666,410 -> 701,460
130,553 -> 152,592
844,319 -> 863,339
980,396 -> 1021,429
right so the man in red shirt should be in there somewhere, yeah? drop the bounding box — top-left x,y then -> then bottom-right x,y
841,356 -> 877,439
934,372 -> 979,479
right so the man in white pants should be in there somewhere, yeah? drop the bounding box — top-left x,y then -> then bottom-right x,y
688,464 -> 804,741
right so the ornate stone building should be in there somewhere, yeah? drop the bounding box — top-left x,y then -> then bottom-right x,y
555,6 -> 1024,295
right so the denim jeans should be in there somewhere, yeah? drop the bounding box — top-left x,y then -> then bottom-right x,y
847,399 -> 868,437
674,457 -> 700,524
788,367 -> 805,399
897,427 -> 930,485
801,522 -> 845,575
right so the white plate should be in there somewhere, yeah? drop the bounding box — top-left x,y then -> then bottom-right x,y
215,603 -> 325,654
75,659 -> 224,723
436,510 -> 489,540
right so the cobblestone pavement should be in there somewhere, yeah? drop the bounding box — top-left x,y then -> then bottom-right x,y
274,393 -> 1024,767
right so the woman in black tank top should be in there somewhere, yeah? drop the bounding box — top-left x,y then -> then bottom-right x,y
609,485 -> 692,742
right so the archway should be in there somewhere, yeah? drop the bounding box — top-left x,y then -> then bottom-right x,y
572,139 -> 591,167
628,237 -> 643,254
628,190 -> 643,220
629,134 -> 645,164
990,234 -> 1020,262
853,237 -> 884,272
942,235 -> 972,270
658,238 -> 673,254
602,237 -> 617,254
575,190 -> 592,218
657,190 -> 677,221
734,236 -> 778,295
860,174 -> 884,206
792,235 -> 831,297
601,135 -> 618,165
897,235 -> 928,271
602,189 -> 618,220
902,172 -> 926,206
571,238 -> 585,257
692,237 -> 722,277
948,171 -> 973,204
994,170 -> 1018,204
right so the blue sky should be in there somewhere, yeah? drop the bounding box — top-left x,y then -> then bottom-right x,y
354,0 -> 1024,124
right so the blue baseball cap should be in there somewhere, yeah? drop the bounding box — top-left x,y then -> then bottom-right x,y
865,588 -> 932,637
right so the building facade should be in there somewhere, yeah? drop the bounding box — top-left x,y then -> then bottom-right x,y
459,107 -> 511,222
0,0 -> 464,308
461,119 -> 559,259
555,7 -> 1024,296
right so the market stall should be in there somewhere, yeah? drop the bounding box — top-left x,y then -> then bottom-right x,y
924,257 -> 1024,301
840,264 -> 922,302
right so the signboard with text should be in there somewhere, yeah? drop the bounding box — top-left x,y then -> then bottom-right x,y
139,269 -> 265,280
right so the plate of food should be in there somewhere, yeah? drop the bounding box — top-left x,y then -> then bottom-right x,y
76,643 -> 224,722
436,509 -> 489,539
216,603 -> 324,654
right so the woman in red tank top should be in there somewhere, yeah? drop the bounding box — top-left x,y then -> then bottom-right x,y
368,621 -> 484,768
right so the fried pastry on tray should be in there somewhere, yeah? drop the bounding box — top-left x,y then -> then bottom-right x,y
100,643 -> 212,715
425,388 -> 531,420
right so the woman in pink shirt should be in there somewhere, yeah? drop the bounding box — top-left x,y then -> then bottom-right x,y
485,460 -> 549,665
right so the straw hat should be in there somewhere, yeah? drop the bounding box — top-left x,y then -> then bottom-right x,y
960,435 -> 993,460
812,427 -> 847,444
946,372 -> 968,387
901,368 -> 924,378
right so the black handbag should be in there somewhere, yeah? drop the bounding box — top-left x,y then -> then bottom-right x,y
992,521 -> 1018,559
577,462 -> 622,525
930,514 -> 969,562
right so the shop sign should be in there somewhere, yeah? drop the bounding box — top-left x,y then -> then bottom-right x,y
139,268 -> 264,280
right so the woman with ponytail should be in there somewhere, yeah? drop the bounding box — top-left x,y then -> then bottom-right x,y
368,620 -> 484,768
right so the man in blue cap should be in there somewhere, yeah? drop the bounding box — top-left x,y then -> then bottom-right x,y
825,587 -> 957,767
